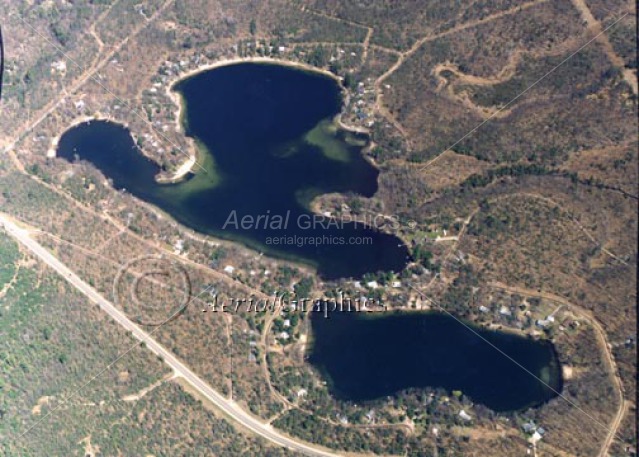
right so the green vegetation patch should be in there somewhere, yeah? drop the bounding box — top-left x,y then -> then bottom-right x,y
0,232 -> 20,286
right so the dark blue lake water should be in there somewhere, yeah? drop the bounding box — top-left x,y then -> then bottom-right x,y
309,311 -> 562,412
56,63 -> 409,279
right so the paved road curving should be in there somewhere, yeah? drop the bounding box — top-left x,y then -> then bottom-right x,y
0,213 -> 343,457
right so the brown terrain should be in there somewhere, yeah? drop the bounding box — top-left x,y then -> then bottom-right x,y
0,0 -> 636,455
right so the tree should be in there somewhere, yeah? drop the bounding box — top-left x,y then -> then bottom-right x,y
343,72 -> 357,88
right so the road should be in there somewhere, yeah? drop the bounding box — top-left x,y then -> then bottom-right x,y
569,0 -> 637,95
489,281 -> 627,457
3,0 -> 177,156
372,0 -> 550,156
0,213 -> 343,457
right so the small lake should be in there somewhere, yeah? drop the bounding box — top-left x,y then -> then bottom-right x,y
309,311 -> 563,412
56,62 -> 409,279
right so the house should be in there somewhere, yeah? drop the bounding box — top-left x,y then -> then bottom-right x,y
522,421 -> 537,433
51,60 -> 67,73
223,265 -> 235,274
458,410 -> 472,421
173,239 -> 184,254
366,280 -> 379,289
499,306 -> 512,316
479,305 -> 490,313
536,319 -> 551,328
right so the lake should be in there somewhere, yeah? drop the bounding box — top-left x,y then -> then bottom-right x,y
56,62 -> 409,279
309,311 -> 563,412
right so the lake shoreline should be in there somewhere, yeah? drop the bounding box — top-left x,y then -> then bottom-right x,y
165,57 -> 373,180
308,309 -> 564,412
55,63 -> 410,279
54,57 -> 371,186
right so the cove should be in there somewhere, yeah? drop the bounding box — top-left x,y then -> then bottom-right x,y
56,62 -> 410,279
308,311 -> 563,412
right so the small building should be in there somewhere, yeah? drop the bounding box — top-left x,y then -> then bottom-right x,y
458,410 -> 472,421
536,319 -> 551,328
223,265 -> 235,274
530,431 -> 543,443
173,239 -> 184,254
51,60 -> 67,73
499,306 -> 512,316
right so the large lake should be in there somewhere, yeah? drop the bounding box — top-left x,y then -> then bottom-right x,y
56,62 -> 409,279
309,311 -> 562,412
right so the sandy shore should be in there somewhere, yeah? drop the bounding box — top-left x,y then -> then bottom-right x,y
172,153 -> 196,179
168,56 -> 344,90
156,152 -> 197,183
